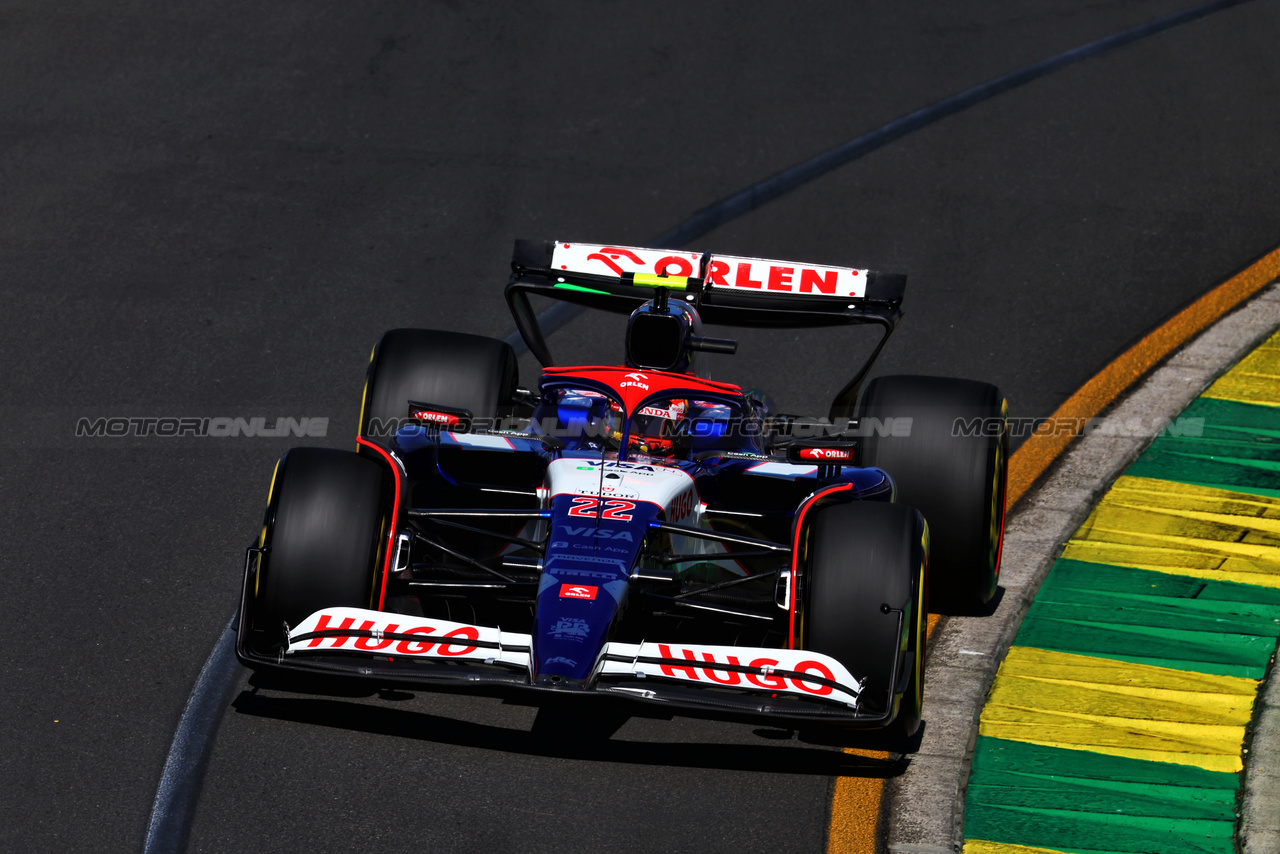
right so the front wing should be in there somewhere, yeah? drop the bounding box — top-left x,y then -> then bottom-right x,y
239,607 -> 891,725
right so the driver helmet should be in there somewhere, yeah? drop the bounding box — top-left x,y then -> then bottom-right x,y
555,390 -> 623,449
628,399 -> 689,458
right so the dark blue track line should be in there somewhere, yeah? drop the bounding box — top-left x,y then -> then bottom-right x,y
505,0 -> 1253,355
145,1 -> 1256,851
142,618 -> 244,854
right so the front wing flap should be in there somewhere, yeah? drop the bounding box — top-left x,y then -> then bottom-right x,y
287,607 -> 532,669
598,641 -> 861,708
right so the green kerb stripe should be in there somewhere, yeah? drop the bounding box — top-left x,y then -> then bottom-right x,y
966,737 -> 1239,854
1014,560 -> 1280,678
1127,397 -> 1280,499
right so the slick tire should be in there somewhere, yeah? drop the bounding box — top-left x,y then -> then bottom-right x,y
358,329 -> 518,439
803,501 -> 928,742
857,375 -> 1008,613
253,447 -> 387,634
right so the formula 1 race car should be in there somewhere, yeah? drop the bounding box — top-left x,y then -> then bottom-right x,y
235,240 -> 1008,742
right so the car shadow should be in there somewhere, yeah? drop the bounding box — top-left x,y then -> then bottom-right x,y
935,584 -> 1005,618
231,688 -> 908,778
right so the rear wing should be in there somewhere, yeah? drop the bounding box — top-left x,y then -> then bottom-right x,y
508,239 -> 903,323
505,240 -> 906,416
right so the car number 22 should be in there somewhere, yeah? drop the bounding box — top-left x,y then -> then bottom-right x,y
567,496 -> 635,521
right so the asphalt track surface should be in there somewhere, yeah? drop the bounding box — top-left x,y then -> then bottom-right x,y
3,2 -> 1280,852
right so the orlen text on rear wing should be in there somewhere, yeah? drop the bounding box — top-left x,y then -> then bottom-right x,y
505,239 -> 907,417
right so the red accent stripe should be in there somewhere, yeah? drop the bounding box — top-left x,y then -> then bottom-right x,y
356,437 -> 403,611
541,364 -> 743,395
788,483 -> 853,650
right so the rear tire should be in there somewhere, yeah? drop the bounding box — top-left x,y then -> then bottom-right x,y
358,329 -> 518,439
858,375 -> 1007,613
253,448 -> 387,634
803,501 -> 928,742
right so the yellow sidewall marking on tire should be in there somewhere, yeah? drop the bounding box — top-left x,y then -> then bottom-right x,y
255,458 -> 282,598
356,342 -> 376,444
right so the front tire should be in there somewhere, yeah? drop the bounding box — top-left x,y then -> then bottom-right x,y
253,448 -> 388,636
802,501 -> 928,742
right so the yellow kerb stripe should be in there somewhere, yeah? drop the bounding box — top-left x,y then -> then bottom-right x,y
962,841 -> 1070,854
1061,476 -> 1280,587
978,647 -> 1255,773
1203,329 -> 1280,407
